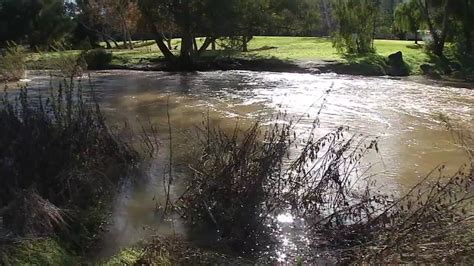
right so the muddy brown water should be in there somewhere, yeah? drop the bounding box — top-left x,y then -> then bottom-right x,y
14,70 -> 474,261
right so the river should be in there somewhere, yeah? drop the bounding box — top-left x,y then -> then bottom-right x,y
19,70 -> 474,261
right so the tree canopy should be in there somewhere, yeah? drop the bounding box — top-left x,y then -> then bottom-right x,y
0,0 -> 73,49
0,0 -> 473,66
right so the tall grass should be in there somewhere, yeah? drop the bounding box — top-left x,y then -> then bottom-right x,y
0,78 -> 151,253
0,43 -> 26,81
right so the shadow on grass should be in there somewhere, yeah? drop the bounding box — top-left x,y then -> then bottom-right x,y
406,44 -> 423,50
311,37 -> 332,44
248,46 -> 278,52
337,53 -> 389,76
194,51 -> 305,72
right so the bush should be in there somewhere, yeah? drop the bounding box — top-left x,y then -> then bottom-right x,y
0,238 -> 77,265
83,49 -> 112,70
332,0 -> 377,54
177,122 -> 288,251
0,78 -> 145,254
0,43 -> 26,81
175,112 -> 473,263
51,46 -> 87,78
218,37 -> 245,51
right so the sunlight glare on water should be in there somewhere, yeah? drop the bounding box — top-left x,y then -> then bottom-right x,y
21,70 -> 473,261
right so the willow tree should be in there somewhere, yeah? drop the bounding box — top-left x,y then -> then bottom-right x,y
138,0 -> 239,68
415,0 -> 453,57
332,0 -> 379,54
393,0 -> 424,44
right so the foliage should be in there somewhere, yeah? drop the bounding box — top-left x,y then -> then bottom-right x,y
175,109 -> 473,263
28,0 -> 75,50
393,0 -> 424,43
332,0 -> 379,54
177,120 -> 288,251
0,78 -> 140,251
0,238 -> 77,265
101,247 -> 145,265
0,43 -> 26,81
0,0 -> 75,50
411,0 -> 468,57
176,107 -> 380,254
137,0 -> 323,65
133,237 -> 254,265
0,0 -> 43,45
318,165 -> 474,263
48,45 -> 88,78
84,49 -> 113,70
76,0 -> 141,50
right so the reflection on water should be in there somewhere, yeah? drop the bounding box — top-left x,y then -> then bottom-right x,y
19,70 -> 474,260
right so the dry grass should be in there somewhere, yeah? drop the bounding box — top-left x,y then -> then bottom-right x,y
173,110 -> 473,263
0,76 -> 156,257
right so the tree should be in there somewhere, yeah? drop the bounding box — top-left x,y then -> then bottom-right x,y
267,0 -> 321,36
138,0 -> 243,66
415,0 -> 453,57
393,0 -> 424,44
74,0 -> 140,49
460,0 -> 473,54
0,0 -> 44,46
320,0 -> 334,34
451,0 -> 473,55
102,0 -> 141,49
0,0 -> 75,49
332,0 -> 379,54
28,0 -> 75,49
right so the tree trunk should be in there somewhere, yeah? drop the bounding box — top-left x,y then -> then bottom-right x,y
122,18 -> 133,50
418,0 -> 450,57
197,37 -> 214,55
180,34 -> 193,67
112,39 -> 120,48
242,36 -> 252,52
321,0 -> 333,33
127,31 -> 133,50
463,0 -> 472,54
435,0 -> 451,56
193,38 -> 198,53
179,2 -> 193,68
140,5 -> 175,63
155,34 -> 176,62
104,38 -> 112,49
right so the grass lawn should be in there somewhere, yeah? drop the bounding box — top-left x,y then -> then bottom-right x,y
27,36 -> 430,74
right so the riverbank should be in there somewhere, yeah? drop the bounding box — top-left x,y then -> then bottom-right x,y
106,56 -> 397,77
2,70 -> 473,264
24,37 -> 474,81
0,77 -> 154,265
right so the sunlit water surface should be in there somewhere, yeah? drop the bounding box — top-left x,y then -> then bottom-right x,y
17,70 -> 473,261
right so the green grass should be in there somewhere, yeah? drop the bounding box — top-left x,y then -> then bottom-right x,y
100,248 -> 145,265
1,239 -> 78,265
245,36 -> 340,60
245,37 -> 428,74
27,36 -> 430,74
